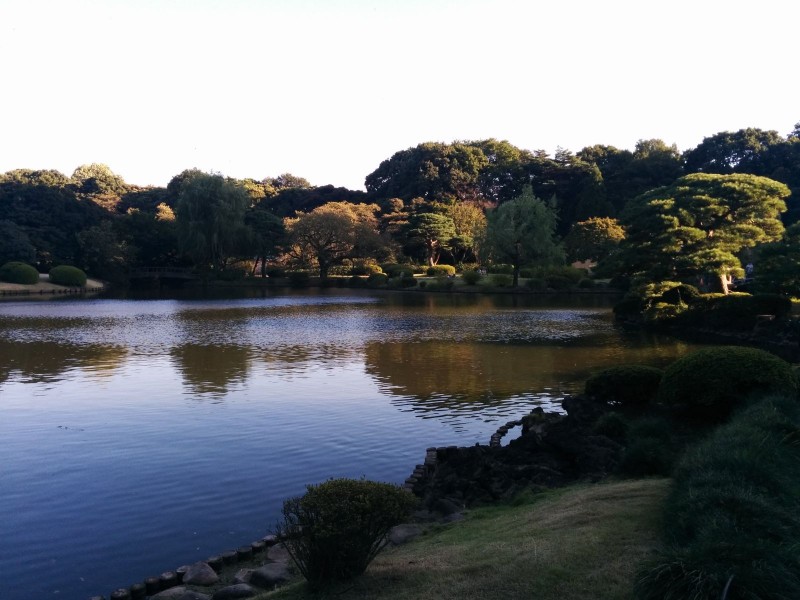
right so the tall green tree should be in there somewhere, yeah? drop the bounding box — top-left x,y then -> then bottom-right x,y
246,208 -> 285,277
754,223 -> 800,296
406,212 -> 457,266
618,173 -> 789,293
174,172 -> 250,272
484,186 -> 564,287
564,217 -> 625,263
0,219 -> 36,264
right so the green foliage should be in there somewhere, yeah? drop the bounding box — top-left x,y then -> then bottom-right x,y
367,272 -> 389,287
277,478 -> 416,589
0,220 -> 36,265
287,271 -> 310,287
490,274 -> 513,287
544,274 -> 573,290
635,396 -> 800,599
350,260 -> 383,276
0,261 -> 39,284
49,265 -> 87,286
619,437 -> 674,477
484,186 -> 564,286
564,217 -> 626,263
266,267 -> 286,278
390,275 -> 417,288
585,365 -> 664,408
461,269 -> 482,285
592,412 -> 629,441
407,212 -> 457,267
618,173 -> 789,292
656,347 -> 798,422
577,278 -> 595,289
525,277 -> 546,290
216,268 -> 247,281
755,223 -> 800,296
487,264 -> 514,274
381,263 -> 415,278
426,264 -> 455,277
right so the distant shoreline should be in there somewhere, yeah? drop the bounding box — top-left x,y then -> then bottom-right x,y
0,274 -> 106,296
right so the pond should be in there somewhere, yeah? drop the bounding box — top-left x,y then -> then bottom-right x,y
0,289 -> 705,599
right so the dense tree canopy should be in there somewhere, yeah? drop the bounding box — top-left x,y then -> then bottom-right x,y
563,217 -> 625,263
617,173 -> 789,293
484,186 -> 564,287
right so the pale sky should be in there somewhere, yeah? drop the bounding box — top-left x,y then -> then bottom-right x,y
1,0 -> 798,191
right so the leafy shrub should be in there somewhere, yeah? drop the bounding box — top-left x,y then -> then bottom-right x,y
519,268 -> 534,279
592,412 -> 629,441
351,261 -> 383,276
635,396 -> 800,599
525,278 -> 546,290
49,265 -> 87,286
656,347 -> 798,422
278,479 -> 416,589
577,277 -> 595,289
0,261 -> 39,285
619,437 -> 675,477
487,263 -> 513,274
426,264 -> 456,277
660,283 -> 701,305
381,264 -> 415,278
394,275 -> 417,288
366,273 -> 388,287
490,274 -> 513,287
544,274 -> 573,290
266,267 -> 286,278
584,365 -> 664,408
461,269 -> 482,285
287,271 -> 310,287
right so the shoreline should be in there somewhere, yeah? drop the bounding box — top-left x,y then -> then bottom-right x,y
0,275 -> 106,296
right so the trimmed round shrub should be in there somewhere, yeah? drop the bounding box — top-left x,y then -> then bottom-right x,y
657,347 -> 799,421
461,269 -> 482,285
577,277 -> 596,289
278,478 -> 416,589
592,412 -> 629,441
49,265 -> 87,286
585,365 -> 664,408
391,275 -> 417,288
350,261 -> 383,276
619,437 -> 675,477
0,261 -> 40,285
426,264 -> 456,277
490,274 -> 513,288
381,264 -> 415,278
545,274 -> 574,290
660,283 -> 701,305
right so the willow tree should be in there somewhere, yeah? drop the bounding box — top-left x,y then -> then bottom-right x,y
484,185 -> 563,287
174,171 -> 250,272
618,173 -> 789,293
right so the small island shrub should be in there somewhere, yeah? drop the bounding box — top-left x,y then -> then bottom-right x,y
0,261 -> 40,285
426,264 -> 455,277
277,478 -> 417,589
461,269 -> 482,285
656,347 -> 798,422
366,272 -> 388,287
584,365 -> 664,408
390,275 -> 417,288
660,283 -> 701,305
49,265 -> 87,286
490,274 -> 513,288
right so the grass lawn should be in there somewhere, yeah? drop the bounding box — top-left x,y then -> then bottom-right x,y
257,478 -> 669,600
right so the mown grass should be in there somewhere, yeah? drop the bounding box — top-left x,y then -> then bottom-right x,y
256,478 -> 669,600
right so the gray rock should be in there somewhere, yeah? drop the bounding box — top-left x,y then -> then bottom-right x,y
183,561 -> 219,586
266,543 -> 290,563
250,562 -> 291,588
152,588 -> 211,600
211,584 -> 258,599
389,523 -> 423,546
233,568 -> 253,584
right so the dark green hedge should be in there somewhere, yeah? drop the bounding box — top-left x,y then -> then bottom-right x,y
49,265 -> 87,286
585,365 -> 664,408
0,261 -> 40,285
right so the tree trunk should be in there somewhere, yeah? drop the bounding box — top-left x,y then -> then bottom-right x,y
719,272 -> 732,295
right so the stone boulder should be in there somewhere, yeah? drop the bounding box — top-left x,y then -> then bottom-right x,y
152,587 -> 211,600
183,561 -> 219,586
211,584 -> 258,599
266,543 -> 290,563
250,562 -> 292,588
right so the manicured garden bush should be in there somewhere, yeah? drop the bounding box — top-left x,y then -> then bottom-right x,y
660,283 -> 701,305
635,395 -> 800,599
426,264 -> 456,277
0,261 -> 40,285
490,274 -> 513,288
461,269 -> 482,285
350,261 -> 383,276
656,347 -> 798,421
381,264 -> 415,278
545,274 -> 574,290
391,275 -> 417,288
277,478 -> 416,589
487,264 -> 513,274
584,365 -> 664,408
366,272 -> 388,287
592,412 -> 629,442
49,265 -> 87,286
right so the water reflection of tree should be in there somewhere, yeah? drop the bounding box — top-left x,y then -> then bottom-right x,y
0,338 -> 127,384
170,344 -> 252,396
364,339 -> 699,415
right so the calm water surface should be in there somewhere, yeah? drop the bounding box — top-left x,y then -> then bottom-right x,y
0,289 -> 704,599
